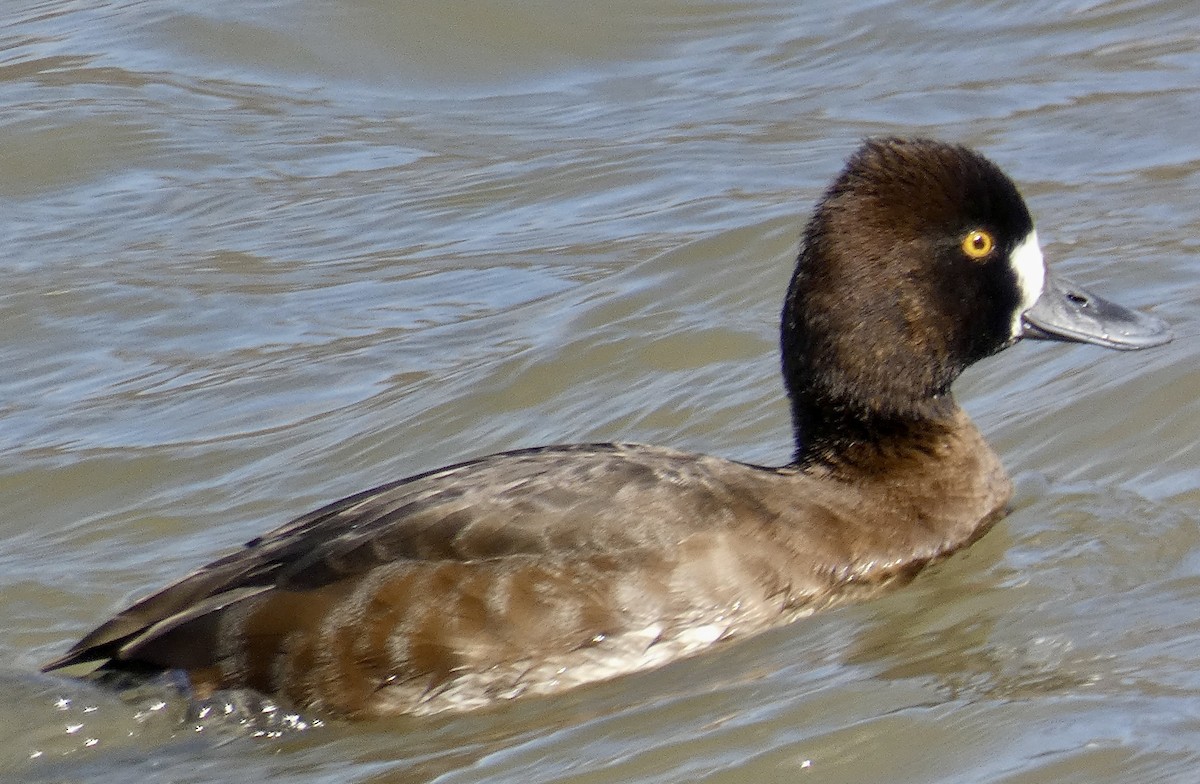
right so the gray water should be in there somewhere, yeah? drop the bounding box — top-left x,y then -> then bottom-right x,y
1,1 -> 1198,781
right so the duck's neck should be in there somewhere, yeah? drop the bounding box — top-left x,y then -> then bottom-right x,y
787,389 -> 960,471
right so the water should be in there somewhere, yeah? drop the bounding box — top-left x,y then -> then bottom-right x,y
1,0 -> 1197,780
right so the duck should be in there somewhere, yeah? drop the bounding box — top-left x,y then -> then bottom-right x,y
42,138 -> 1172,719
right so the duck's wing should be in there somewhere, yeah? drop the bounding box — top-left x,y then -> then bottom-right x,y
42,443 -> 779,673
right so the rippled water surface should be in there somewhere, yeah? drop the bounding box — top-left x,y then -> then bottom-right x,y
2,1 -> 1198,781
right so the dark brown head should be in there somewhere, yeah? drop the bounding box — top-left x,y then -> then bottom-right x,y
781,138 -> 1044,464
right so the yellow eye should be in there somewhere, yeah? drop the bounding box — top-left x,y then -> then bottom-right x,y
961,229 -> 994,260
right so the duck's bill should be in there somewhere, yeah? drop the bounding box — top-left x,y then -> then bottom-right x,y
1020,273 -> 1173,350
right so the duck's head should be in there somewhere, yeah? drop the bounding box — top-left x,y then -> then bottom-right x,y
781,138 -> 1171,464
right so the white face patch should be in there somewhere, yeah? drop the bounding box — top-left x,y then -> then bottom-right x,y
1009,229 -> 1045,338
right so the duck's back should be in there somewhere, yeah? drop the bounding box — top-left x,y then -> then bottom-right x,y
48,413 -> 1009,717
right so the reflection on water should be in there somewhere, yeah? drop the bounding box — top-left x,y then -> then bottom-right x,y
1,1 -> 1197,782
